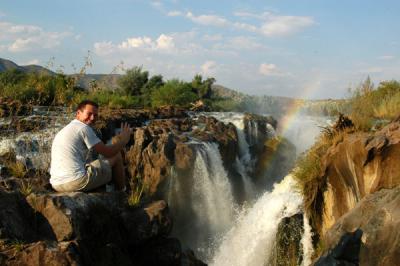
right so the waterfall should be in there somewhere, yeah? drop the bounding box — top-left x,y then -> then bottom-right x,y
168,142 -> 236,260
210,175 -> 303,266
301,213 -> 314,266
197,112 -> 256,195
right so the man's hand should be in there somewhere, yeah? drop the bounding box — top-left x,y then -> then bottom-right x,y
119,122 -> 132,145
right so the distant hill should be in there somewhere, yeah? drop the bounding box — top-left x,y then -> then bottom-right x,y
0,58 -> 54,75
0,58 -> 119,89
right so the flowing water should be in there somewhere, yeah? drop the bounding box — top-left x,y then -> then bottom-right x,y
210,175 -> 302,266
174,112 -> 328,265
167,141 -> 236,260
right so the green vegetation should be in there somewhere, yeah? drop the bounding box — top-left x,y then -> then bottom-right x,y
8,161 -> 27,179
128,176 -> 147,207
0,58 -> 223,110
348,77 -> 400,130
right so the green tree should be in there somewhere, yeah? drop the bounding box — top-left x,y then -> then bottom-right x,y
118,66 -> 149,96
141,74 -> 164,106
151,79 -> 197,107
191,74 -> 215,99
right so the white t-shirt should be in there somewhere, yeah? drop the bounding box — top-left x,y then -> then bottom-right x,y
50,119 -> 101,186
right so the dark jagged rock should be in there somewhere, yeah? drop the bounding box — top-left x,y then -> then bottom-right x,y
315,229 -> 362,266
270,213 -> 304,266
0,190 -> 204,265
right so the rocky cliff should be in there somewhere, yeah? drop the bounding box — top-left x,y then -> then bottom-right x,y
311,120 -> 400,264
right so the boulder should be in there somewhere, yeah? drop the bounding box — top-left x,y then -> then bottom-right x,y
316,186 -> 400,266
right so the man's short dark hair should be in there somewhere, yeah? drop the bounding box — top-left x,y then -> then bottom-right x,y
76,100 -> 99,112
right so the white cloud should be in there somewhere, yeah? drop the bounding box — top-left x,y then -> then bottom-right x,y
94,41 -> 115,56
156,34 -> 175,50
260,15 -> 315,37
201,60 -> 217,75
378,55 -> 395,60
232,22 -> 259,33
96,33 -> 176,55
0,21 -> 72,52
259,63 -> 278,76
186,12 -> 228,27
119,36 -> 153,49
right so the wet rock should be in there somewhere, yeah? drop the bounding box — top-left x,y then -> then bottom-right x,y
270,213 -> 304,266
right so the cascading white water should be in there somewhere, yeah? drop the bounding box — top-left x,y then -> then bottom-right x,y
0,110 -> 72,170
168,141 -> 236,260
210,175 -> 303,266
301,213 -> 314,266
192,142 -> 236,234
198,112 -> 256,197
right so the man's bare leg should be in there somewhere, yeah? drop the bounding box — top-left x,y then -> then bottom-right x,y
107,153 -> 126,191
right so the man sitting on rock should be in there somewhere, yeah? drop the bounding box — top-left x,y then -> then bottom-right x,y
50,100 -> 132,192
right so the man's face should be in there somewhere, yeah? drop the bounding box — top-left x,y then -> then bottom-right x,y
76,104 -> 98,125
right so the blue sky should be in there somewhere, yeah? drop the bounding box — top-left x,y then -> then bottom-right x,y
1,0 -> 399,99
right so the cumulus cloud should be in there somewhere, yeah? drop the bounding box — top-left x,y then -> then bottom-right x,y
260,15 -> 315,37
95,33 -> 176,55
156,34 -> 175,50
167,10 -> 314,37
0,21 -> 72,52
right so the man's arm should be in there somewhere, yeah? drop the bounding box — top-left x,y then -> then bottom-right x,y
93,122 -> 132,158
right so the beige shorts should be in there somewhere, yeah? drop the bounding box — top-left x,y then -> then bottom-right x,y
52,159 -> 112,192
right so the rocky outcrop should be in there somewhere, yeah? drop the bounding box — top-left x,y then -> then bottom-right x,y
95,106 -> 188,142
0,190 -> 204,265
253,137 -> 296,189
317,186 -> 400,266
270,213 -> 304,266
125,115 -> 239,197
306,121 -> 400,264
319,122 -> 400,234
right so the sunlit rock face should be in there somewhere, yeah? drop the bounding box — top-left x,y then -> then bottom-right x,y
317,186 -> 400,266
319,122 -> 400,235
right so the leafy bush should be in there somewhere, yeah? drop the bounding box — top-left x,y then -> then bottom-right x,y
151,79 -> 198,107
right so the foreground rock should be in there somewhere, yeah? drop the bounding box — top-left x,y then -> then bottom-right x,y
316,186 -> 400,266
0,190 -> 205,265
